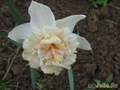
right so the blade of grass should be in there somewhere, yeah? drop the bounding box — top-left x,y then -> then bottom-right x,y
6,0 -> 37,90
30,68 -> 37,90
68,69 -> 74,90
6,0 -> 24,25
3,43 -> 16,52
1,78 -> 15,86
0,78 -> 15,90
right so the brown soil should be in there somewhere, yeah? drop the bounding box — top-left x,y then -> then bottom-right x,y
0,0 -> 120,90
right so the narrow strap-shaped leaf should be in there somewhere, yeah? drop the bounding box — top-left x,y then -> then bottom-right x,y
6,0 -> 24,25
68,69 -> 74,90
3,0 -> 24,47
30,68 -> 37,90
0,31 -> 22,48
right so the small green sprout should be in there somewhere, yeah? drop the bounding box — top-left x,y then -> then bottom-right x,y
94,74 -> 113,84
84,74 -> 114,90
89,0 -> 108,8
116,17 -> 120,22
94,74 -> 113,90
36,79 -> 53,90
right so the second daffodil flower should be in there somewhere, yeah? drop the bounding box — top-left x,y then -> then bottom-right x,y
8,1 -> 91,75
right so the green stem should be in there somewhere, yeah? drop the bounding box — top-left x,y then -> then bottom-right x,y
68,69 -> 74,90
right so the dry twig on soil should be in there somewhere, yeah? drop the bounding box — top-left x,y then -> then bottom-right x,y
2,47 -> 20,80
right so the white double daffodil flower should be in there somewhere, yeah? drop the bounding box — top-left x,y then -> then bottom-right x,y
8,1 -> 91,75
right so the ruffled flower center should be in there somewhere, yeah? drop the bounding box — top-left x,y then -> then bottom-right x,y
34,34 -> 66,66
22,26 -> 79,74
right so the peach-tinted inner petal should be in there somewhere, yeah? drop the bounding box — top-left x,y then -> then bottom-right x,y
33,34 -> 66,66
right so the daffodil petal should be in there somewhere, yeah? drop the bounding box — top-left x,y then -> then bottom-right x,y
77,36 -> 92,50
41,65 -> 62,75
56,15 -> 86,32
62,54 -> 76,69
29,1 -> 56,30
8,23 -> 33,43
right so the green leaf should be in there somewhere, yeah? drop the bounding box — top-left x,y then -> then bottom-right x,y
36,82 -> 44,89
93,2 -> 98,8
94,79 -> 102,84
6,0 -> 24,25
0,31 -> 22,48
68,69 -> 74,90
104,74 -> 113,84
116,17 -> 120,21
30,68 -> 37,90
89,0 -> 108,8
102,0 -> 107,7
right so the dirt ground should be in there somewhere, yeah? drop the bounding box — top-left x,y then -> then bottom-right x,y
0,0 -> 120,90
